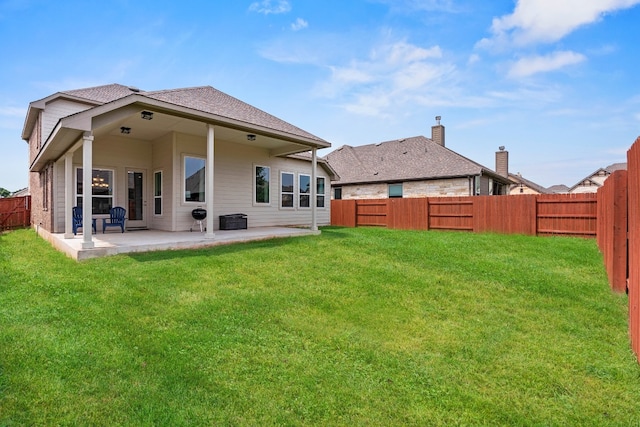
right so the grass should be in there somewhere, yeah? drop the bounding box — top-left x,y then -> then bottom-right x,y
1,227 -> 639,426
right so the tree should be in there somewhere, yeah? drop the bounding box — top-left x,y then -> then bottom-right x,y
0,187 -> 11,198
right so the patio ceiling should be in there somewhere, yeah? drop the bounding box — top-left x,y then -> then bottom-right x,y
94,109 -> 305,153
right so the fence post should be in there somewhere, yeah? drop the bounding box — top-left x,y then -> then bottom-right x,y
612,171 -> 628,293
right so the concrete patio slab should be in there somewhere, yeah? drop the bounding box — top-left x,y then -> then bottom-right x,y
38,227 -> 320,261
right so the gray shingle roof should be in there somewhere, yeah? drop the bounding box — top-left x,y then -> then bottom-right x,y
144,86 -> 324,142
55,83 -> 326,143
605,162 -> 627,173
325,136 -> 494,184
547,184 -> 569,194
60,83 -> 140,104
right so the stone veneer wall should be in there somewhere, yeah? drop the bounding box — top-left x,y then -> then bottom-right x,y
337,177 -> 471,199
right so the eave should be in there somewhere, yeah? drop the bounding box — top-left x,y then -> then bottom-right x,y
30,94 -> 331,172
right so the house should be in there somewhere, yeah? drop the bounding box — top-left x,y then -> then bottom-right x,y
507,173 -> 550,195
22,83 -> 334,250
568,163 -> 627,193
10,188 -> 30,197
547,184 -> 570,194
324,119 -> 512,199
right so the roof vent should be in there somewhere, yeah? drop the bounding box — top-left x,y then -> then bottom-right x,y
128,86 -> 141,93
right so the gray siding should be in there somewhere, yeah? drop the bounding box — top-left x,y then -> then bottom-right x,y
172,133 -> 330,231
50,131 -> 330,234
41,99 -> 92,142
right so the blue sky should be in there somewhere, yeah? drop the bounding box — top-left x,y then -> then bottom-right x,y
1,0 -> 639,192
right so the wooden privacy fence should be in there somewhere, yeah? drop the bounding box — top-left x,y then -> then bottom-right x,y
594,137 -> 640,361
0,196 -> 31,231
626,137 -> 640,359
596,170 -> 628,293
332,193 -> 597,238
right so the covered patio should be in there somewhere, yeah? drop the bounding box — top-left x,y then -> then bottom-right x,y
23,84 -> 335,260
42,226 -> 320,261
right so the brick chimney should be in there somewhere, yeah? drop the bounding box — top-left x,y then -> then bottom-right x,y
431,116 -> 445,147
495,146 -> 509,178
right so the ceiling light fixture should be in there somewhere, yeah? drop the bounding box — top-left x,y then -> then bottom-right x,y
247,134 -> 256,141
141,111 -> 153,120
120,127 -> 131,134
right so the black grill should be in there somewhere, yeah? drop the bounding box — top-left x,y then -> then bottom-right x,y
190,208 -> 207,232
191,208 -> 206,221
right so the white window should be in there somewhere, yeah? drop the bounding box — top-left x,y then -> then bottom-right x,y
154,170 -> 163,215
184,156 -> 205,203
76,168 -> 114,215
254,165 -> 270,205
299,174 -> 311,208
281,171 -> 294,208
316,177 -> 326,207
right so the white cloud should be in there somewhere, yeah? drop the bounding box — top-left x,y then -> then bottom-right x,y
392,61 -> 447,91
343,92 -> 392,116
291,18 -> 308,31
377,42 -> 442,65
373,0 -> 460,13
467,53 -> 480,65
0,106 -> 26,117
480,0 -> 640,47
248,0 -> 291,15
331,65 -> 374,85
0,106 -> 25,131
507,51 -> 586,78
314,40 -> 452,116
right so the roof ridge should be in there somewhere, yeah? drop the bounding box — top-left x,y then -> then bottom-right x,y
143,85 -> 211,95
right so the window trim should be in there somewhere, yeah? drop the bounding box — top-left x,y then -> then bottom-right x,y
334,187 -> 342,200
253,164 -> 271,206
316,176 -> 326,208
183,154 -> 206,204
153,170 -> 163,216
298,173 -> 311,209
280,171 -> 295,209
75,167 -> 115,215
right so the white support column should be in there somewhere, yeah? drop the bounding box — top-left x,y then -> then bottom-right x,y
63,151 -> 74,238
205,124 -> 215,239
82,133 -> 94,249
311,147 -> 318,231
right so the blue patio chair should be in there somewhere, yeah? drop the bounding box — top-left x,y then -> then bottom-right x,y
102,206 -> 126,233
72,206 -> 96,235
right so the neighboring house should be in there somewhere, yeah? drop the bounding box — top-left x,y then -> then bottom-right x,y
22,83 -> 333,247
547,184 -> 570,194
10,188 -> 30,197
568,163 -> 627,194
324,120 -> 512,199
507,173 -> 550,195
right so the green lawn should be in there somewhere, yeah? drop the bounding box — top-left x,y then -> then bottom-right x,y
1,227 -> 639,426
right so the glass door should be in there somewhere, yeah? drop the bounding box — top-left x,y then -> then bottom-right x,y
127,169 -> 147,228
